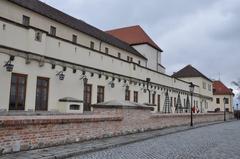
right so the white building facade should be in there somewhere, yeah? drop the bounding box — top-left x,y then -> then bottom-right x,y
0,0 -> 213,113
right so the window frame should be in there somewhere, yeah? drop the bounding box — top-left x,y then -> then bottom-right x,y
50,26 -> 56,36
133,91 -> 138,103
22,15 -> 30,26
35,77 -> 49,111
125,89 -> 130,101
9,73 -> 28,110
105,47 -> 109,54
90,41 -> 95,49
72,34 -> 77,43
97,86 -> 105,103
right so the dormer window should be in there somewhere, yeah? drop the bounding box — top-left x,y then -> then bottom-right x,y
90,41 -> 94,49
22,15 -> 30,26
50,26 -> 56,36
72,34 -> 77,43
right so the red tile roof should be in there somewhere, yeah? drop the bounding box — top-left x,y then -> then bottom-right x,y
213,81 -> 234,95
106,25 -> 163,52
172,65 -> 212,82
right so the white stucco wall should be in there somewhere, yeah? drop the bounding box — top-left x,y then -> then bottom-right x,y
0,0 -> 213,113
212,95 -> 234,112
0,0 -> 146,66
133,44 -> 165,73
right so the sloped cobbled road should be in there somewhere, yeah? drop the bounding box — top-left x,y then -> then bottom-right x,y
68,121 -> 240,159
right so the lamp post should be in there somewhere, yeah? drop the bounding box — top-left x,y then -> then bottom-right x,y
237,104 -> 239,120
146,78 -> 151,104
223,97 -> 226,121
189,82 -> 195,127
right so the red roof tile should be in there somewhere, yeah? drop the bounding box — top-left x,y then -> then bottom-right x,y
106,25 -> 163,52
213,81 -> 234,95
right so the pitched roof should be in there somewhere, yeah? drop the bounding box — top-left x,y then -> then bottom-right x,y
106,25 -> 163,52
8,0 -> 147,60
172,65 -> 212,82
213,81 -> 234,95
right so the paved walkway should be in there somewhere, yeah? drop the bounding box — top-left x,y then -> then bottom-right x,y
69,121 -> 240,159
0,121 -> 233,159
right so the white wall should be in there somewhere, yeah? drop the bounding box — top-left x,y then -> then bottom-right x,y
133,44 -> 165,73
213,95 -> 234,112
0,0 -> 146,66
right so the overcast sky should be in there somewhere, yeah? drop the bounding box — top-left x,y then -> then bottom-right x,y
41,0 -> 240,96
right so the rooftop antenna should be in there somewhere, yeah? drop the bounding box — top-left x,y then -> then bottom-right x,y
218,72 -> 221,81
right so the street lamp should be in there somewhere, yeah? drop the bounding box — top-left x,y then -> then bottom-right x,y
237,104 -> 239,120
189,82 -> 195,126
146,78 -> 151,104
223,97 -> 227,121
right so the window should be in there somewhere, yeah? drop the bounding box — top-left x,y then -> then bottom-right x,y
157,95 -> 161,112
97,86 -> 104,103
105,47 -> 109,54
133,64 -> 136,70
203,82 -> 206,89
90,41 -> 94,49
134,91 -> 138,103
208,84 -> 212,91
70,105 -> 80,110
130,57 -> 133,62
50,26 -> 56,36
216,98 -> 220,104
118,52 -> 121,58
35,31 -> 42,42
125,90 -> 130,101
35,77 -> 49,111
138,60 -> 141,65
9,73 -> 27,110
174,97 -> 176,107
152,93 -> 155,105
72,34 -> 77,43
83,84 -> 92,111
170,97 -> 173,107
127,56 -> 130,61
22,15 -> 30,26
225,98 -> 229,104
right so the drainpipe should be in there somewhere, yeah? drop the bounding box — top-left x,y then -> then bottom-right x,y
99,41 -> 102,52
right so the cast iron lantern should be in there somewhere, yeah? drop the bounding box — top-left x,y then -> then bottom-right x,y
56,71 -> 65,80
3,56 -> 15,72
4,62 -> 14,72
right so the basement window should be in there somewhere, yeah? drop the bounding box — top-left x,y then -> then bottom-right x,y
69,104 -> 80,110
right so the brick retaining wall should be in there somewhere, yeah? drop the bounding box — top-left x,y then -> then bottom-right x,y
0,107 -> 234,155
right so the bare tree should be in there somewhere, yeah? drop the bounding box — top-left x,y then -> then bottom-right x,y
232,79 -> 240,101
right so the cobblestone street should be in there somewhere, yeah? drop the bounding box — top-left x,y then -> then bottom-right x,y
69,121 -> 240,159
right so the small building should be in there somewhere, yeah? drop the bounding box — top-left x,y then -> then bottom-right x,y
212,81 -> 234,112
172,65 -> 213,113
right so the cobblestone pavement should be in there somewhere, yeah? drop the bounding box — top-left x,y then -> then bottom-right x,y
68,121 -> 240,159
